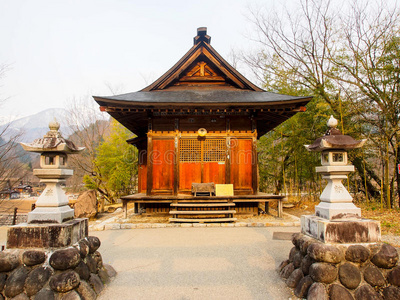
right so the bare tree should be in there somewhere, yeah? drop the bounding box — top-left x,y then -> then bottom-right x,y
0,64 -> 29,191
328,1 -> 400,206
64,96 -> 110,197
243,0 -> 400,205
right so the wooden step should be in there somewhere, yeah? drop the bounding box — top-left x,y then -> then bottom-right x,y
169,217 -> 237,223
169,210 -> 236,215
170,203 -> 235,207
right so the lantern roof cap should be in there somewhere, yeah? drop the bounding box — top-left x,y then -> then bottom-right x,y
306,116 -> 366,151
20,120 -> 85,154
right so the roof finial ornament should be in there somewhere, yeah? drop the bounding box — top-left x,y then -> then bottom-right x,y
194,27 -> 211,45
49,118 -> 60,131
327,115 -> 338,129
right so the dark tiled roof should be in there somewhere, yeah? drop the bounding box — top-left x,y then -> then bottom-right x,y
94,90 -> 310,105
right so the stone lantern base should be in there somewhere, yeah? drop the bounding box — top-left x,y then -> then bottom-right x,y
2,219 -> 116,299
27,205 -> 74,224
301,215 -> 381,243
279,233 -> 400,299
7,218 -> 88,249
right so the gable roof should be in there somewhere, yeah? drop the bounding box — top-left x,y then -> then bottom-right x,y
94,27 -> 311,105
141,27 -> 263,92
93,28 -> 312,137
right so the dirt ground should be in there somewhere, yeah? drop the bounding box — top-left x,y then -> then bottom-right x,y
2,198 -> 399,247
0,198 -> 36,214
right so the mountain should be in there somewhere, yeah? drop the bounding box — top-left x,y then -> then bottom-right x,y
0,108 -> 69,142
0,107 -> 109,143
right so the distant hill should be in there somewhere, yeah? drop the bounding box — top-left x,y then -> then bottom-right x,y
0,108 -> 69,143
0,107 -> 109,143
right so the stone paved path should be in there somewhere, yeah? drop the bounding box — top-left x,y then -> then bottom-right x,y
93,226 -> 298,300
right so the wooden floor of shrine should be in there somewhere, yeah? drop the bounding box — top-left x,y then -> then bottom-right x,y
121,193 -> 286,222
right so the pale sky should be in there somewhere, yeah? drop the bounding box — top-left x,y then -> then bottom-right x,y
0,0 -> 264,119
3,0 -> 394,120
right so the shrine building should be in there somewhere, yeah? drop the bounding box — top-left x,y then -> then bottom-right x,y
93,27 -> 311,222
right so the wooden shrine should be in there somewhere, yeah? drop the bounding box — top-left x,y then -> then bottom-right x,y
93,27 -> 311,222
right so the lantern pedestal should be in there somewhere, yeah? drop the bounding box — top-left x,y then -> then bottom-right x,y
7,218 -> 88,249
314,165 -> 361,220
28,169 -> 74,224
300,215 -> 381,243
27,205 -> 74,224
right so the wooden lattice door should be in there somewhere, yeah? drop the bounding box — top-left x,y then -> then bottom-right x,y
179,138 -> 226,191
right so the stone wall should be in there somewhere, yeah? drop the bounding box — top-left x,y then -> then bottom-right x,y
279,233 -> 400,300
0,236 -> 116,300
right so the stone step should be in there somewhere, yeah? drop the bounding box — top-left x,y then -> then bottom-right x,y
170,203 -> 235,207
169,210 -> 236,215
169,217 -> 237,223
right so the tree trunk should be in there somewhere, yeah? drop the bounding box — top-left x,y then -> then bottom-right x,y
396,145 -> 400,207
352,156 -> 381,199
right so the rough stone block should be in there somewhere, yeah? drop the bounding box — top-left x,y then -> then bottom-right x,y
74,261 -> 90,281
22,250 -> 46,266
76,280 -> 96,300
4,266 -> 29,298
387,266 -> 400,286
277,260 -> 290,273
329,284 -> 354,300
354,284 -> 383,300
88,274 -> 104,294
294,275 -> 314,298
0,251 -> 19,272
345,245 -> 370,263
77,239 -> 90,258
12,293 -> 29,300
363,265 -> 385,287
49,271 -> 80,293
371,244 -> 399,269
308,243 -> 344,263
25,267 -> 53,296
301,215 -> 381,243
7,218 -> 88,249
104,264 -> 117,278
49,248 -> 81,270
293,251 -> 303,269
309,262 -> 337,284
280,263 -> 294,279
301,255 -> 314,275
104,223 -> 121,230
61,290 -> 81,300
286,268 -> 303,288
87,236 -> 101,254
338,262 -> 361,289
120,223 -> 136,229
33,289 -> 55,300
289,247 -> 298,262
383,286 -> 400,300
307,282 -> 328,300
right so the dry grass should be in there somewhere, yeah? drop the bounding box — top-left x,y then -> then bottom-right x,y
282,196 -> 400,236
359,203 -> 400,236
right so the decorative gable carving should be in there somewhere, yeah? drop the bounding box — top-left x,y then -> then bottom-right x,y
177,60 -> 225,85
186,61 -> 217,77
141,27 -> 263,92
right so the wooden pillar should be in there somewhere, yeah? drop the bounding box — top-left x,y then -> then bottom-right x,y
146,118 -> 153,195
123,199 -> 127,219
252,118 -> 258,195
174,118 -> 179,196
225,118 -> 231,184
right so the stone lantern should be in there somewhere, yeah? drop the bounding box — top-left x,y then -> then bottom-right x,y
21,120 -> 84,224
301,116 -> 380,243
306,115 -> 365,220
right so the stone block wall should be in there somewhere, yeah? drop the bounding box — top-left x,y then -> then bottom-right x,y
0,236 -> 116,299
279,233 -> 400,300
